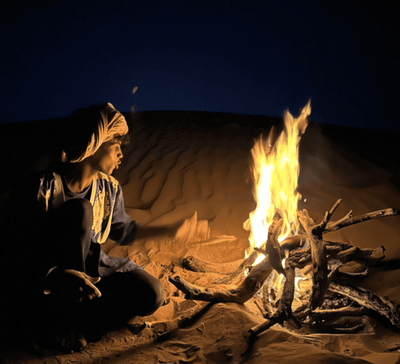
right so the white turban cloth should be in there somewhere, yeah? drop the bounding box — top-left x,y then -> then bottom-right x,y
66,103 -> 129,163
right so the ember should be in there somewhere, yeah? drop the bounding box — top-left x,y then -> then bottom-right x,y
170,102 -> 400,338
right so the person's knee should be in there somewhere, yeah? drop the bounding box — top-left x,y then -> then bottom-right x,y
64,198 -> 93,218
62,199 -> 93,234
50,199 -> 93,265
150,278 -> 165,314
95,271 -> 165,319
136,273 -> 165,316
145,278 -> 164,316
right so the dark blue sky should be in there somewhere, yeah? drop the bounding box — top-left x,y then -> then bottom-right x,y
1,0 -> 399,131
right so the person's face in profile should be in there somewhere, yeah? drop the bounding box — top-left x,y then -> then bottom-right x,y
91,140 -> 123,175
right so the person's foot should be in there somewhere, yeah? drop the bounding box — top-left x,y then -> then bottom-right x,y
43,268 -> 102,303
30,297 -> 90,354
31,324 -> 87,354
55,329 -> 87,352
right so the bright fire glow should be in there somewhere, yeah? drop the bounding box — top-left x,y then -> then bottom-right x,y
243,101 -> 311,261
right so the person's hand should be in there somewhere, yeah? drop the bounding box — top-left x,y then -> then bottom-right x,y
43,268 -> 102,303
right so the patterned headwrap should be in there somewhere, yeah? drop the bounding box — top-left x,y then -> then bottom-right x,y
62,102 -> 129,163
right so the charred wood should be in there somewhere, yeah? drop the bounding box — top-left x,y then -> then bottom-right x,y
214,220 -> 281,285
249,264 -> 300,337
262,283 -> 275,317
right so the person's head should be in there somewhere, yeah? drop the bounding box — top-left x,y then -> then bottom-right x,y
61,103 -> 129,165
87,138 -> 125,175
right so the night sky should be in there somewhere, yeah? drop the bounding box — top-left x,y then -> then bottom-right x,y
1,0 -> 399,132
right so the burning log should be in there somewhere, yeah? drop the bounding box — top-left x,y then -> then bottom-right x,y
214,219 -> 282,285
298,208 -> 328,310
249,264 -> 300,338
261,284 -> 275,317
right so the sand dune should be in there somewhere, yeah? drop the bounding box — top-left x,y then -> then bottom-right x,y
1,110 -> 400,363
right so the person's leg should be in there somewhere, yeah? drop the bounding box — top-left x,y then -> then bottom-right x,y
1,198 -> 95,351
31,199 -> 96,350
47,198 -> 94,272
82,270 -> 164,332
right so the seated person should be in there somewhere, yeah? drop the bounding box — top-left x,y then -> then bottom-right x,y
0,103 -> 170,351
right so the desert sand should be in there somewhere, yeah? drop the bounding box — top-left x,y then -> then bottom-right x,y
1,109 -> 400,364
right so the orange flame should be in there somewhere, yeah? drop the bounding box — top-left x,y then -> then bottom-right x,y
244,101 -> 311,259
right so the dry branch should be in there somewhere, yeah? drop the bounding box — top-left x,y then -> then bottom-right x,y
278,207 -> 400,248
304,306 -> 369,322
310,316 -> 373,334
286,243 -> 385,270
182,256 -> 229,274
155,303 -> 211,340
298,209 -> 328,310
169,255 -> 273,304
328,282 -> 400,328
325,208 -> 400,233
314,198 -> 342,235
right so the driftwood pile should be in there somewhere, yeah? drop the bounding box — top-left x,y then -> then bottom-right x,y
169,199 -> 400,338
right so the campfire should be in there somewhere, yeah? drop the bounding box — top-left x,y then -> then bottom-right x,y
169,101 -> 400,338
